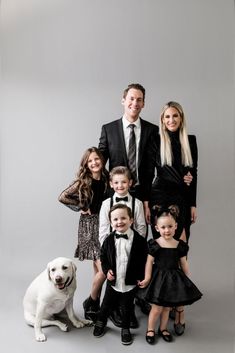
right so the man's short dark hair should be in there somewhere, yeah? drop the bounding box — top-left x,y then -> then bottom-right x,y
123,83 -> 145,101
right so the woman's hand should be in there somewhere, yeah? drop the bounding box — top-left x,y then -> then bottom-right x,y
143,201 -> 151,224
190,206 -> 197,223
107,269 -> 115,281
184,172 -> 193,186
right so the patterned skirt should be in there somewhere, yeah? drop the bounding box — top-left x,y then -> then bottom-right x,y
74,213 -> 101,261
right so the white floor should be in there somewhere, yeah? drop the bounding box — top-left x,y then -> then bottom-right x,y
1,257 -> 234,353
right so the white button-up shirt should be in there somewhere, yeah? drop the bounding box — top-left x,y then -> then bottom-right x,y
99,192 -> 146,245
112,228 -> 136,293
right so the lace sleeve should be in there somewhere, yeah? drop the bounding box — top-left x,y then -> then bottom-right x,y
58,181 -> 81,212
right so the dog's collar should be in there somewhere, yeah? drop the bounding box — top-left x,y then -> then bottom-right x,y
61,276 -> 74,289
65,276 -> 74,288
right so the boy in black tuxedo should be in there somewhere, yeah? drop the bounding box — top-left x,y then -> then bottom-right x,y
93,204 -> 147,345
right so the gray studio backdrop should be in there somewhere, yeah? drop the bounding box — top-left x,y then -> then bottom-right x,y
0,0 -> 234,349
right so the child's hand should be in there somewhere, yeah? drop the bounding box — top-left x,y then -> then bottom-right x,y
107,269 -> 115,281
81,208 -> 91,215
137,278 -> 150,288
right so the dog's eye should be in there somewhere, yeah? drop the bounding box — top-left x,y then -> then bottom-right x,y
62,266 -> 68,270
51,268 -> 56,272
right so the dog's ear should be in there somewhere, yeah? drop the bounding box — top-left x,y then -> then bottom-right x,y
71,261 -> 77,276
47,262 -> 52,281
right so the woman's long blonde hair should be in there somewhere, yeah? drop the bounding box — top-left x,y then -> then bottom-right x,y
159,101 -> 193,167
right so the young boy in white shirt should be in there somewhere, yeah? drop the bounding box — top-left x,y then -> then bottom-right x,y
99,166 -> 147,246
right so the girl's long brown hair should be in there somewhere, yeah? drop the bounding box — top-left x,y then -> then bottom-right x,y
74,147 -> 108,208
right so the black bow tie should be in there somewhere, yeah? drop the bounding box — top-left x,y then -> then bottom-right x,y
115,233 -> 128,240
116,196 -> 128,202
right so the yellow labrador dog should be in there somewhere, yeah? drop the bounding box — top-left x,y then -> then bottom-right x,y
23,257 -> 92,342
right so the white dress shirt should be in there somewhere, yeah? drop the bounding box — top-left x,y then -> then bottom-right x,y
113,228 -> 136,293
99,192 -> 146,245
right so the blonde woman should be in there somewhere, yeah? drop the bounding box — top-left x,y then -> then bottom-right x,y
148,101 -> 198,335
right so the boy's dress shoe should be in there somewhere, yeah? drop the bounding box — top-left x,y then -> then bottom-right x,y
93,321 -> 106,337
121,328 -> 133,345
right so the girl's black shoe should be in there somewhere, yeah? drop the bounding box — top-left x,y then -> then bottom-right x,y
158,328 -> 173,342
146,330 -> 155,344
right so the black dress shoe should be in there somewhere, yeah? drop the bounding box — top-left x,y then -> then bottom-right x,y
174,309 -> 185,336
83,296 -> 100,322
93,320 -> 106,337
109,310 -> 122,328
158,328 -> 173,342
121,328 -> 133,345
146,330 -> 155,345
174,322 -> 185,336
135,298 -> 151,315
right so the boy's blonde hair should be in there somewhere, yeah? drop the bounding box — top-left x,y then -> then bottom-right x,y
109,166 -> 132,181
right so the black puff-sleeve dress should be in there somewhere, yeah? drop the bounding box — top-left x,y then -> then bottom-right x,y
137,239 -> 202,307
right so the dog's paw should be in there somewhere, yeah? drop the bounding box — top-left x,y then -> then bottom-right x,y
73,320 -> 85,329
36,333 -> 47,342
59,323 -> 69,332
82,319 -> 93,326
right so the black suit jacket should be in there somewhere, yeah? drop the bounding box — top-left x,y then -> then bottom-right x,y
100,230 -> 147,286
98,117 -> 158,200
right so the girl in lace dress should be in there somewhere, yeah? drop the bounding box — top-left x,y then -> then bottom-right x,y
59,147 -> 109,320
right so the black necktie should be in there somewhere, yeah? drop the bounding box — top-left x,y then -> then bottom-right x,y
127,124 -> 137,184
116,196 -> 128,202
115,233 -> 128,239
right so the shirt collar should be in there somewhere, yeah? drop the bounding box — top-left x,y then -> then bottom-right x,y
115,228 -> 133,238
114,192 -> 130,199
122,116 -> 141,129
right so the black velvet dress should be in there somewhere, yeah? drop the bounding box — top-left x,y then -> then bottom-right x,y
150,131 -> 198,241
137,239 -> 202,307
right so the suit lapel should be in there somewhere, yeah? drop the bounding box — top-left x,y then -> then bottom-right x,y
117,118 -> 128,164
138,118 -> 146,166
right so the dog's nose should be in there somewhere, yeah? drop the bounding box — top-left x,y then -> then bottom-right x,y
55,276 -> 63,283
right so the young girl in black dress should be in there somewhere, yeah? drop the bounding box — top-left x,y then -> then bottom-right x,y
138,205 -> 202,345
59,147 -> 109,320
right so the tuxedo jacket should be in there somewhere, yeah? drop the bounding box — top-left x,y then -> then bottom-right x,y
100,230 -> 148,286
98,117 -> 159,200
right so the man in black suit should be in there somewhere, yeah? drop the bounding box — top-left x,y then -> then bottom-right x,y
98,83 -> 158,223
97,83 -> 158,327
